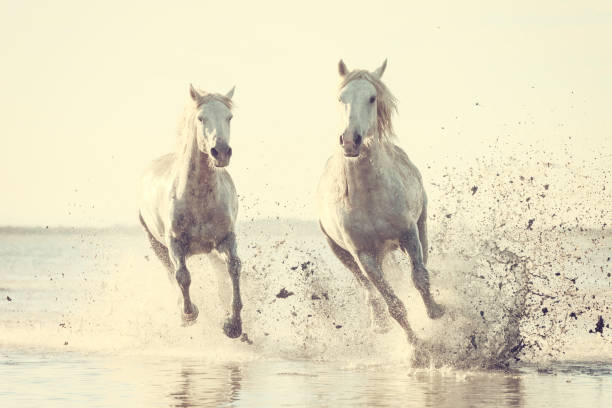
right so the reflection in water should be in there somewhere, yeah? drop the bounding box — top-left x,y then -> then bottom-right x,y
162,360 -> 527,407
167,362 -> 242,407
1,352 -> 611,408
228,365 -> 242,405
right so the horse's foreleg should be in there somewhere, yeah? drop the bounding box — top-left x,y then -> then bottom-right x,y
400,224 -> 445,319
168,236 -> 198,324
321,229 -> 389,332
357,251 -> 418,344
217,232 -> 243,339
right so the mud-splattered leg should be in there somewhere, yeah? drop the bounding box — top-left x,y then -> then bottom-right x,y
357,251 -> 418,344
217,232 -> 243,339
400,224 -> 445,319
168,234 -> 198,324
322,231 -> 390,332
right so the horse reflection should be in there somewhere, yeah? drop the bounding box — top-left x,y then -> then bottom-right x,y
168,363 -> 242,407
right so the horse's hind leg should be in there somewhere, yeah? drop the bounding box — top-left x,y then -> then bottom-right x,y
400,223 -> 444,319
417,203 -> 429,265
139,214 -> 173,279
167,235 -> 199,324
216,232 -> 243,339
320,225 -> 389,332
357,251 -> 418,344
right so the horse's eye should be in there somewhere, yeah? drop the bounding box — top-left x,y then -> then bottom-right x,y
228,115 -> 233,122
369,96 -> 376,104
198,117 -> 203,123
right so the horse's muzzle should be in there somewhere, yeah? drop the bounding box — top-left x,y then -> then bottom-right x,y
340,131 -> 362,157
211,145 -> 232,167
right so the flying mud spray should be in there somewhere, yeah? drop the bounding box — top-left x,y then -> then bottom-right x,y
2,142 -> 610,371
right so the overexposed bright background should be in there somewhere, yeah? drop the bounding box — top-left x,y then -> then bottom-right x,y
1,0 -> 610,226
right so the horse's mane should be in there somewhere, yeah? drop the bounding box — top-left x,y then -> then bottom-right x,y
340,70 -> 398,144
176,91 -> 233,157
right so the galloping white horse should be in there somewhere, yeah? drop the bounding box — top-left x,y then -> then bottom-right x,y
139,84 -> 243,338
317,60 -> 445,344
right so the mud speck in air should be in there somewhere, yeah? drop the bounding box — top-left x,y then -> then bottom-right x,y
276,288 -> 294,299
590,316 -> 605,334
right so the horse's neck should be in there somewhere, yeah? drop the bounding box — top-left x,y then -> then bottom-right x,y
343,138 -> 391,196
175,134 -> 217,200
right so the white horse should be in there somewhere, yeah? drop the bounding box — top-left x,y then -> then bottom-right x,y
317,59 -> 445,345
138,84 -> 243,338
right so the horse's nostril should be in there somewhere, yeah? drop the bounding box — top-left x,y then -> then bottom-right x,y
339,135 -> 344,145
227,147 -> 232,157
354,134 -> 362,146
210,148 -> 219,158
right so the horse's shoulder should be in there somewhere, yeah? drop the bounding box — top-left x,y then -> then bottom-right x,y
319,154 -> 336,176
325,153 -> 347,178
318,154 -> 348,199
389,144 -> 423,182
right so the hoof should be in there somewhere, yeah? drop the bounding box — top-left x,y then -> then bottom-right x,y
223,318 -> 242,339
410,339 -> 438,367
427,302 -> 445,319
182,303 -> 199,326
405,331 -> 421,347
411,346 -> 432,368
411,339 -> 451,368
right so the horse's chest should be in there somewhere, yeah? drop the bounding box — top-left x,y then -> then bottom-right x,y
171,199 -> 233,252
350,180 -> 406,215
341,207 -> 399,243
338,184 -> 411,248
193,206 -> 231,232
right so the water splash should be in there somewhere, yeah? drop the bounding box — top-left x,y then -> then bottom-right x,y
1,145 -> 610,369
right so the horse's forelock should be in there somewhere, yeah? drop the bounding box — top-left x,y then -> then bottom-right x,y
195,92 -> 233,110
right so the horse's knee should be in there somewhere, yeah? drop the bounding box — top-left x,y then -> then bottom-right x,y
175,266 -> 191,289
229,257 -> 242,275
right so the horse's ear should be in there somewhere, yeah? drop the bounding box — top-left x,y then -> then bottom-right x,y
225,86 -> 235,100
189,83 -> 201,101
338,59 -> 349,77
373,59 -> 387,78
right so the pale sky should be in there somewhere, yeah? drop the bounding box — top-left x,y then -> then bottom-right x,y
0,1 -> 610,226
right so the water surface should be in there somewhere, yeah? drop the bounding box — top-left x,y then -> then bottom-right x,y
1,223 -> 610,407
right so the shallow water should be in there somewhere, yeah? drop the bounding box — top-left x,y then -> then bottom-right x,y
1,222 -> 611,406
2,349 -> 611,407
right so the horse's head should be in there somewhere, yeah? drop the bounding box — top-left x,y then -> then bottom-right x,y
190,84 -> 235,167
337,59 -> 389,157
